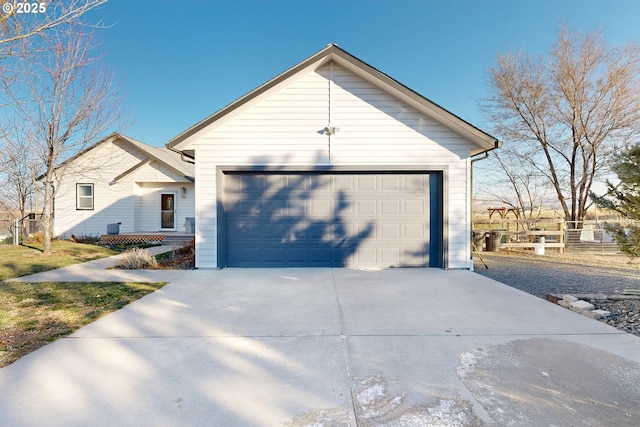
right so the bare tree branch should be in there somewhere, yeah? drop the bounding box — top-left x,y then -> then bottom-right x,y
0,0 -> 107,49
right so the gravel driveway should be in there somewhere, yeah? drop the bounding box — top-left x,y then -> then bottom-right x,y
474,252 -> 640,336
473,252 -> 640,297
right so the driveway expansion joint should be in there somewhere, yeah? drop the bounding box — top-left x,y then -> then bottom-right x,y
331,268 -> 360,426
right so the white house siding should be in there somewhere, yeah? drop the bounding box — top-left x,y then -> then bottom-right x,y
128,160 -> 195,232
194,155 -> 217,266
54,139 -> 148,238
54,138 -> 197,238
134,182 -> 195,232
194,67 -> 330,165
190,61 -> 474,269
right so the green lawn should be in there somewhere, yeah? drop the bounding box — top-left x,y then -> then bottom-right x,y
0,281 -> 166,367
0,241 -> 118,281
0,241 -> 166,367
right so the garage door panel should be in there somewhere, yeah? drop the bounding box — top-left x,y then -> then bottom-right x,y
353,246 -> 377,264
404,199 -> 426,215
228,246 -> 261,263
263,224 -> 286,239
380,223 -> 401,239
356,175 -> 377,191
405,175 -> 427,191
285,247 -> 308,263
381,175 -> 401,191
334,175 -> 355,191
264,199 -> 287,217
309,174 -> 332,190
403,223 -> 427,239
381,200 -> 401,215
234,200 -> 259,215
356,199 -> 377,215
286,199 -> 309,216
306,222 -> 329,239
224,172 -> 441,267
333,198 -> 355,215
380,247 -> 401,264
333,222 -> 355,239
310,199 -> 332,216
239,175 -> 265,192
227,220 -> 261,239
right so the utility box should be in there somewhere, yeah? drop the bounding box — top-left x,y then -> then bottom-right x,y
106,223 -> 120,235
185,217 -> 195,234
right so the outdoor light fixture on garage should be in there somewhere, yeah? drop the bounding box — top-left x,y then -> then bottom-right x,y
324,125 -> 339,135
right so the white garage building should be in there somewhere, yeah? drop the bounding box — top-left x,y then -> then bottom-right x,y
168,44 -> 499,269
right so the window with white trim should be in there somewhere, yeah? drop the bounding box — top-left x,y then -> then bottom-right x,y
76,183 -> 94,210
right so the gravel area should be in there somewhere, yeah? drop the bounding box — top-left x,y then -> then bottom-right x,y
474,251 -> 640,337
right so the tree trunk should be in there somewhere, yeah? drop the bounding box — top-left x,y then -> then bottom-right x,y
42,178 -> 53,254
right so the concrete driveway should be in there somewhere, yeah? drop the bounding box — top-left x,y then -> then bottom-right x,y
2,267 -> 640,426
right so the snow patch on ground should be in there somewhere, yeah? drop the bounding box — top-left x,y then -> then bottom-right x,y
287,375 -> 481,427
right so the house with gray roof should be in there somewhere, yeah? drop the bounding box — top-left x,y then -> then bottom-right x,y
52,133 -> 195,238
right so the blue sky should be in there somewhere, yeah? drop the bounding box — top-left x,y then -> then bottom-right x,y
88,0 -> 640,147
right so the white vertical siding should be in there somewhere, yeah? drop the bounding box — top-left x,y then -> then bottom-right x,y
192,61 -> 475,269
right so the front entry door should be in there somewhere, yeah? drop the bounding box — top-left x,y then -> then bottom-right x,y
161,193 -> 176,230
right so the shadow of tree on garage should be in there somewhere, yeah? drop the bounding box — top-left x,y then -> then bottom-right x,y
222,163 -> 374,267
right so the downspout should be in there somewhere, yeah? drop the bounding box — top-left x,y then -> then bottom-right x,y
167,145 -> 195,165
469,142 -> 501,267
470,150 -> 490,164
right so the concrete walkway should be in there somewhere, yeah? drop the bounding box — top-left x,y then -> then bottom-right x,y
2,258 -> 640,426
6,244 -> 187,283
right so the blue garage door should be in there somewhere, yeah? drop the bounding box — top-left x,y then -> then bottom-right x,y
223,172 -> 442,267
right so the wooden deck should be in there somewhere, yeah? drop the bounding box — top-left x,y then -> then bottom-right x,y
99,232 -> 194,246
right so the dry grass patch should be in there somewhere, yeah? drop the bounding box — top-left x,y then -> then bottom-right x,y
0,281 -> 165,367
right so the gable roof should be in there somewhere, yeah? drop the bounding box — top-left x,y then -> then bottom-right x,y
42,133 -> 194,182
168,43 -> 500,155
114,134 -> 195,182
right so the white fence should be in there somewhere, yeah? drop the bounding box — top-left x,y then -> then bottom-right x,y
473,218 -> 625,254
564,221 -> 623,253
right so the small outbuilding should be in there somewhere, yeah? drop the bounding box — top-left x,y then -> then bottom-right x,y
168,44 -> 499,269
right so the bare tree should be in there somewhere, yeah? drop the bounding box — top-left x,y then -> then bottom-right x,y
0,0 -> 107,51
484,26 -> 640,224
0,0 -> 108,237
3,29 -> 123,253
0,120 -> 41,219
475,147 -> 549,223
